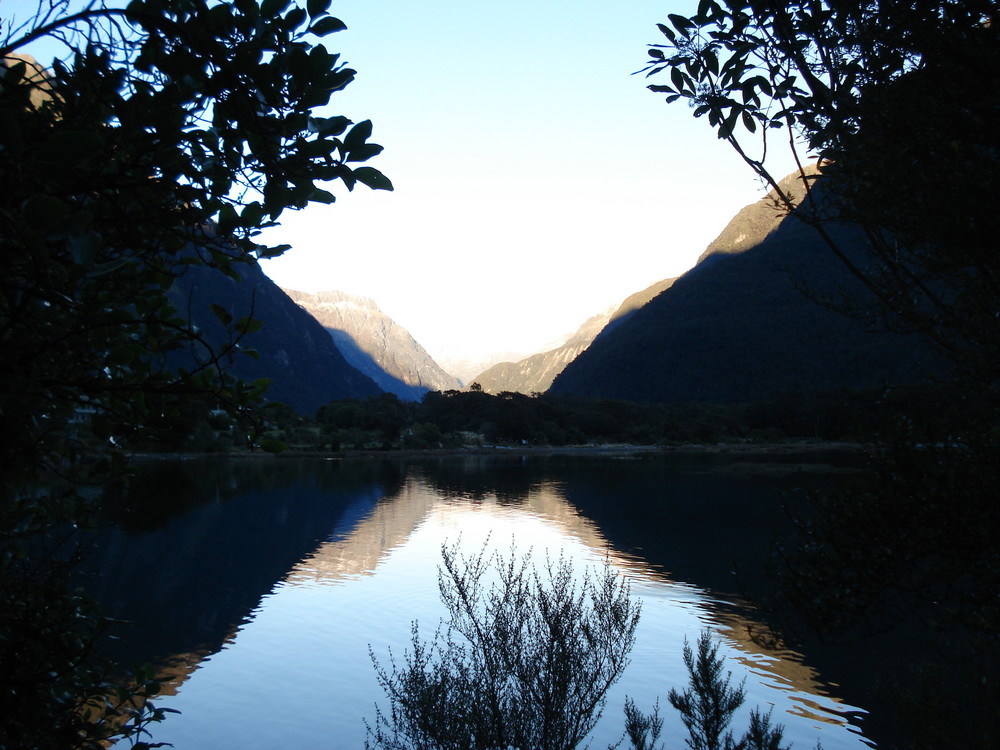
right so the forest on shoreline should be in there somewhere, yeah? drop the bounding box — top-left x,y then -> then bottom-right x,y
126,382 -> 963,456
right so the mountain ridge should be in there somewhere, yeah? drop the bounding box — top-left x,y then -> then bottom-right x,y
284,289 -> 461,401
169,259 -> 383,414
471,278 -> 676,395
549,167 -> 944,403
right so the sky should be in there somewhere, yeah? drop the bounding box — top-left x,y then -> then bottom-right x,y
9,0 -> 803,367
257,0 -> 804,366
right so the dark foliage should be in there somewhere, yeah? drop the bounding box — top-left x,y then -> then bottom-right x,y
665,632 -> 790,750
639,3 -> 1000,747
257,383 -> 954,454
1,0 -> 389,745
641,0 -> 1000,379
367,545 -> 641,750
770,431 -> 1000,748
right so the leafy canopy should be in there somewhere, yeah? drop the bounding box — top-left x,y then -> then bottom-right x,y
1,0 -> 394,479
640,0 -> 1000,376
0,1 -> 390,745
640,6 -> 1000,746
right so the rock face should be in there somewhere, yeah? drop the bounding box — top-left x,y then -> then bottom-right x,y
169,259 -> 382,415
471,278 -> 676,395
549,168 -> 944,404
284,289 -> 461,401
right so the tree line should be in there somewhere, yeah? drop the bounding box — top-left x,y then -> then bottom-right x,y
193,384 -> 955,455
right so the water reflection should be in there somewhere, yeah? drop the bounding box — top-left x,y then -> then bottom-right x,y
85,455 -> 873,749
87,459 -> 403,670
285,475 -> 440,585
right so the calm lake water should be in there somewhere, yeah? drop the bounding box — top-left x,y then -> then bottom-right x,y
85,452 -> 877,749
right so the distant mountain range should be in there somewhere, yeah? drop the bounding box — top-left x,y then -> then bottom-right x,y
440,351 -> 540,387
283,289 -> 461,401
169,260 -> 462,412
169,259 -> 382,415
471,278 -> 676,395
549,167 -> 945,403
172,165 -> 945,414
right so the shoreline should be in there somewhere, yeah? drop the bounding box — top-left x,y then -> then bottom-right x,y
128,439 -> 865,462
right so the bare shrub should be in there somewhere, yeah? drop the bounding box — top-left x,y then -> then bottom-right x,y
366,542 -> 641,750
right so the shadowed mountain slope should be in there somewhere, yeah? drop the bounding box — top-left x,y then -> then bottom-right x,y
284,289 -> 461,401
549,169 -> 944,404
472,278 -> 676,395
169,260 -> 382,415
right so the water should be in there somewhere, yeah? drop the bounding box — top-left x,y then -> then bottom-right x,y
86,452 -> 875,749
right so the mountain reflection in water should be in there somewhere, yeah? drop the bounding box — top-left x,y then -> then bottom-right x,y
85,454 -> 874,750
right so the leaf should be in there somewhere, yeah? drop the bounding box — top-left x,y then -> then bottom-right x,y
753,75 -> 773,98
668,13 -> 693,34
211,304 -> 233,326
670,66 -> 687,93
69,232 -> 101,266
310,16 -> 347,35
2,60 -> 26,83
696,0 -> 722,22
256,243 -> 292,259
702,48 -> 719,76
240,202 -> 265,226
308,115 -> 350,135
343,119 -> 374,151
261,0 -> 291,17
23,194 -> 70,227
309,187 -> 336,203
285,6 -> 307,29
216,203 -> 238,233
719,110 -> 739,139
352,166 -> 393,191
235,315 -> 263,334
307,0 -> 331,17
345,142 -> 384,163
248,377 -> 272,399
656,23 -> 675,43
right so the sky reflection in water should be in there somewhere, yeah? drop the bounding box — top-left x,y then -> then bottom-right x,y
128,462 -> 873,750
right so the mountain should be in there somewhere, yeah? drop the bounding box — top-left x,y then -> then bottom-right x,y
169,259 -> 382,415
283,289 -> 461,401
439,351 -> 539,386
470,278 -> 676,395
549,168 -> 944,404
594,278 -> 679,337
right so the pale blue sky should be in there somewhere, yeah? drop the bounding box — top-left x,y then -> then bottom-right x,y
7,0 -> 804,365
260,0 -> 803,364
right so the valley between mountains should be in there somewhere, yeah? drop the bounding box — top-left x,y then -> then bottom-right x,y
187,166 -> 941,415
